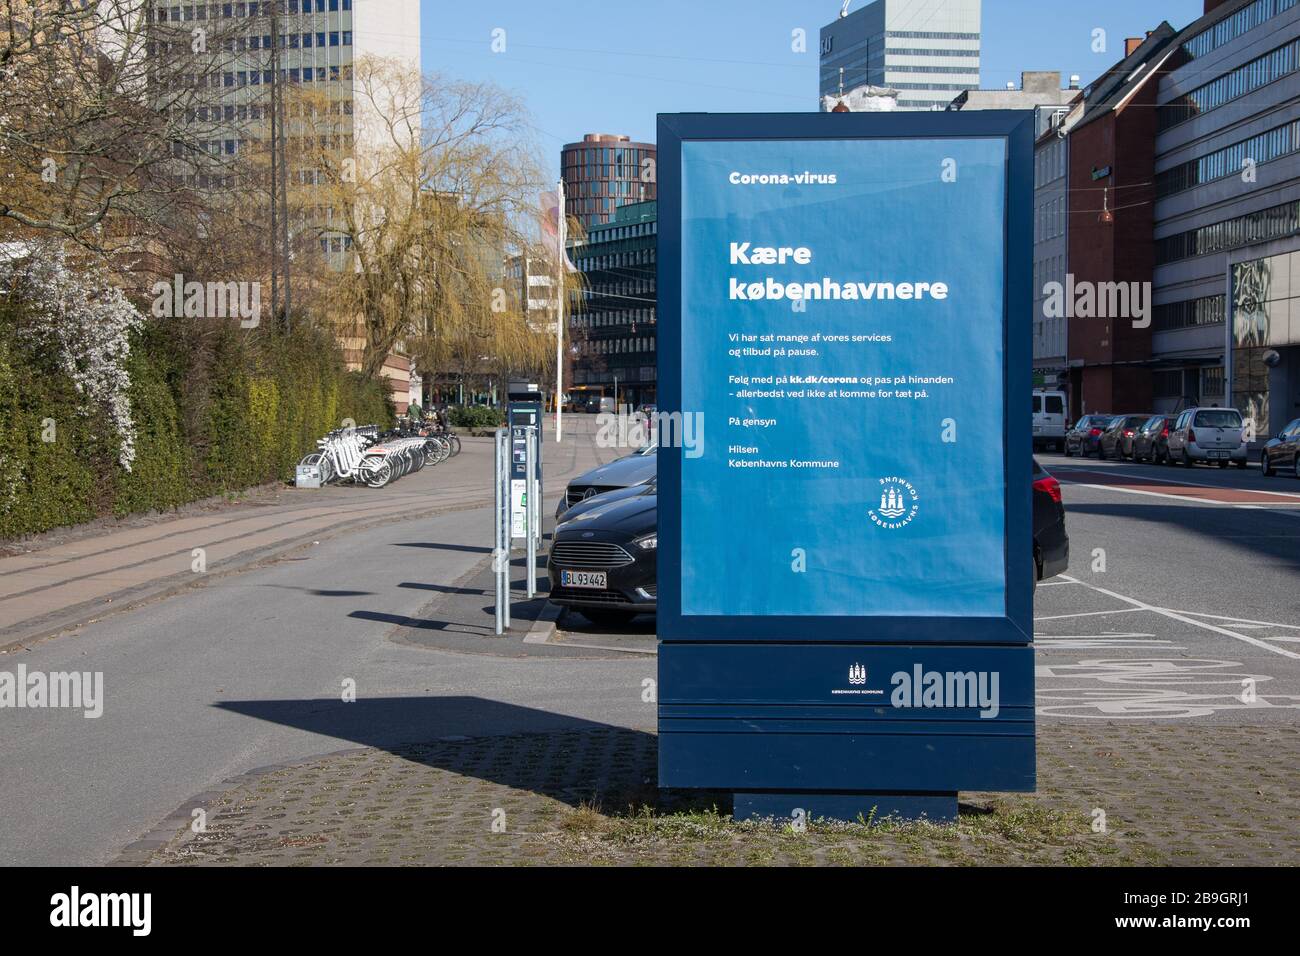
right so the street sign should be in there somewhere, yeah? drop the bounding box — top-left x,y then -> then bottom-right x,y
656,110 -> 1035,822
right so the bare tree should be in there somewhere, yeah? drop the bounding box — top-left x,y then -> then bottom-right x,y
0,0 -> 238,258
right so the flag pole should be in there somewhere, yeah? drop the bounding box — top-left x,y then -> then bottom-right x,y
555,179 -> 565,443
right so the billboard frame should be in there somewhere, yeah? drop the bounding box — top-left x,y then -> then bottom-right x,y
656,110 -> 1035,645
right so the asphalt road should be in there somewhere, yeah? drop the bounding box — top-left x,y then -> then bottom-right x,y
0,434 -> 1296,865
1032,451 -> 1300,724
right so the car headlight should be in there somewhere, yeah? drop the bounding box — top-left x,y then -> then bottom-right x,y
634,533 -> 657,550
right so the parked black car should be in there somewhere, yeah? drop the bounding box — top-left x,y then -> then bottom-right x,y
1131,414 -> 1176,464
1033,459 -> 1069,586
1261,416 -> 1300,478
549,461 -> 1069,623
548,481 -> 657,626
1064,414 -> 1113,457
1098,414 -> 1152,460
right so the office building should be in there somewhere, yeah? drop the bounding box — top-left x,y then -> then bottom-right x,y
819,0 -> 981,111
148,1 -> 421,411
569,200 -> 657,408
561,134 -> 656,233
1152,0 -> 1300,439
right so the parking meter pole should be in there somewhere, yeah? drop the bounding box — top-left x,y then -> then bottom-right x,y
501,429 -> 511,630
493,428 -> 505,635
525,425 -> 537,600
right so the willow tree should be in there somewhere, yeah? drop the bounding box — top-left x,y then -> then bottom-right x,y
291,57 -> 564,384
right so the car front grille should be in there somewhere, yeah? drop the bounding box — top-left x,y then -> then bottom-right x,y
566,485 -> 614,507
551,587 -> 632,605
550,541 -> 635,568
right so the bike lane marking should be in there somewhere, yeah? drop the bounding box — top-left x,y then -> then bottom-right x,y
1053,574 -> 1300,660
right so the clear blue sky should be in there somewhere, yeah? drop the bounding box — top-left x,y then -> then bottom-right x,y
419,0 -> 1206,179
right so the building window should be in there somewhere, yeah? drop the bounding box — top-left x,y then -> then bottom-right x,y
1152,295 -> 1226,331
1155,199 -> 1300,263
1158,37 -> 1300,130
1180,0 -> 1296,61
1156,118 -> 1299,198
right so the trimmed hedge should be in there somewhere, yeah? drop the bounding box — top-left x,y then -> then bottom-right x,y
450,404 -> 505,429
0,316 -> 392,540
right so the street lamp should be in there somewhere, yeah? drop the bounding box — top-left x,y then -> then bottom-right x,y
1098,187 -> 1114,225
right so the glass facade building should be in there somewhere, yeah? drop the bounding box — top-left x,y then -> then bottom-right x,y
569,201 -> 657,408
561,134 -> 656,233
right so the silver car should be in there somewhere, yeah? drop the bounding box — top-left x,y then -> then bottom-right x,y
1167,407 -> 1248,468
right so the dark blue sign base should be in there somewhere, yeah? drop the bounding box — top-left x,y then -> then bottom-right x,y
659,643 -> 1035,793
734,791 -> 958,825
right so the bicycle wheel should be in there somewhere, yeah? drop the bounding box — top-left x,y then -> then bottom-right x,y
363,460 -> 392,488
447,434 -> 461,457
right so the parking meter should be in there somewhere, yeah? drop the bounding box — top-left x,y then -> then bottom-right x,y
507,381 -> 543,548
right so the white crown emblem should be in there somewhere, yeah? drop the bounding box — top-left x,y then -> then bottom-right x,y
877,486 -> 907,518
848,663 -> 867,685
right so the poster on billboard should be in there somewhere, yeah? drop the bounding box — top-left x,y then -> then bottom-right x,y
657,111 -> 1033,644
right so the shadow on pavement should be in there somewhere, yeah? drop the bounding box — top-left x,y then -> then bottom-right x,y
1066,500 -> 1300,572
213,696 -> 714,813
392,542 -> 493,554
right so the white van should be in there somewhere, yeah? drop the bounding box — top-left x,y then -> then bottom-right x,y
1167,406 -> 1248,468
1032,390 -> 1067,451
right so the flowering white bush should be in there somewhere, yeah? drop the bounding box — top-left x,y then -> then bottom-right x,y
2,243 -> 144,470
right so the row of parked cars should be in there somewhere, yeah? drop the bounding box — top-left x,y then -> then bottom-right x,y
1065,406 -> 1252,468
545,445 -> 1070,627
1063,406 -> 1300,476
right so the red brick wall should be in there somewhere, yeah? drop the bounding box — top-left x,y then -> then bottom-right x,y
1066,80 -> 1160,415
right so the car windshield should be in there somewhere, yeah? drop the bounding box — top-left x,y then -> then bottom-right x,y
1193,410 -> 1242,428
1124,416 -> 1148,429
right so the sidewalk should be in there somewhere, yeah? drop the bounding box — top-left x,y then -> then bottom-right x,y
118,720 -> 1298,866
0,417 -> 614,652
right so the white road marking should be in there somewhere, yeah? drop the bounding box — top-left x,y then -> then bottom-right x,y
1056,465 -> 1300,499
1180,611 -> 1300,630
1034,606 -> 1145,622
1061,480 -> 1300,515
1058,574 -> 1300,660
1035,657 -> 1300,718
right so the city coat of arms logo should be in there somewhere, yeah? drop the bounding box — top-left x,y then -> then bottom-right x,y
869,476 -> 919,529
848,663 -> 867,685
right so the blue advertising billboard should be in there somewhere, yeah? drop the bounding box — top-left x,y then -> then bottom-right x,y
658,111 -> 1033,644
656,111 -> 1035,817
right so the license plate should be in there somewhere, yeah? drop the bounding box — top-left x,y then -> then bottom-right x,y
1208,450 -> 1226,458
561,570 -> 607,589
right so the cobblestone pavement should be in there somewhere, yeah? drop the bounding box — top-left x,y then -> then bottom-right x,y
121,722 -> 1297,866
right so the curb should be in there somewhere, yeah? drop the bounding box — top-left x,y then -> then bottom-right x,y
522,600 -> 564,645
